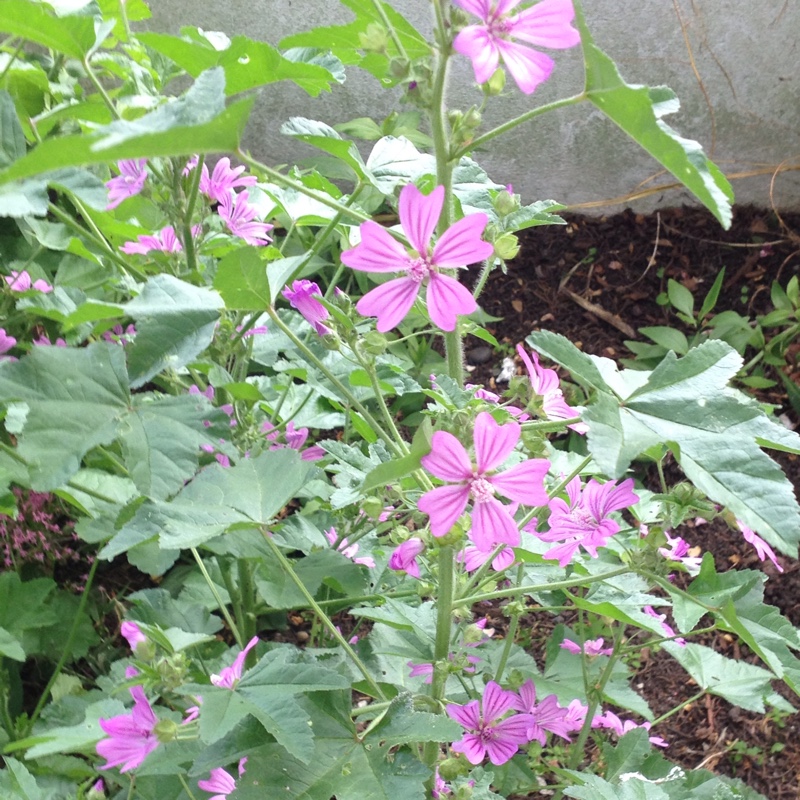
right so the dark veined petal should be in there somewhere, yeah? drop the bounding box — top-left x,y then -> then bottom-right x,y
471,498 -> 520,550
496,38 -> 555,95
426,273 -> 478,331
399,184 -> 443,256
356,277 -> 420,332
489,459 -> 550,505
453,26 -> 501,85
473,411 -> 519,473
418,484 -> 470,537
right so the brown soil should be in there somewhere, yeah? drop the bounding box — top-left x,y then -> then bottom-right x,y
472,205 -> 800,799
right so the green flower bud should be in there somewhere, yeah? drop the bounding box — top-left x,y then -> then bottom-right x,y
389,524 -> 411,544
494,233 -> 520,261
153,719 -> 179,744
389,57 -> 410,80
486,67 -> 506,95
361,497 -> 385,519
463,106 -> 482,130
494,189 -> 518,217
462,622 -> 488,645
438,757 -> 469,781
358,22 -> 388,53
362,331 -> 388,355
320,333 -> 341,351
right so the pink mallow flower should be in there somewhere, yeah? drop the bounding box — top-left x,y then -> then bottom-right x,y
446,681 -> 533,765
5,270 -> 52,292
200,157 -> 257,204
0,329 -> 17,362
534,476 -> 638,566
210,636 -> 259,689
33,334 -> 67,347
96,684 -> 160,772
418,411 -> 550,551
593,710 -> 668,748
643,605 -> 686,646
120,621 -> 147,652
458,543 -> 516,572
513,679 -> 573,745
453,0 -> 580,95
120,225 -> 183,255
106,159 -> 147,209
389,537 -> 425,578
340,183 -> 493,332
560,637 -> 613,656
738,520 -> 784,573
325,527 -> 375,568
198,758 -> 246,800
516,344 -> 587,433
282,279 -> 332,336
219,190 -> 273,246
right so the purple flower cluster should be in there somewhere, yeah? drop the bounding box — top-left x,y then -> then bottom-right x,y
0,488 -> 81,575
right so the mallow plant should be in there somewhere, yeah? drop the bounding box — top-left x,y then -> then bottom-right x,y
0,0 -> 797,798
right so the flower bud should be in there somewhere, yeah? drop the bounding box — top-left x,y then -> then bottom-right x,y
494,189 -> 518,217
485,67 -> 506,95
463,106 -> 482,130
153,719 -> 179,744
320,333 -> 341,351
462,622 -> 487,645
438,757 -> 469,781
361,497 -> 385,519
358,22 -> 388,53
388,524 -> 411,544
362,331 -> 388,355
494,233 -> 520,261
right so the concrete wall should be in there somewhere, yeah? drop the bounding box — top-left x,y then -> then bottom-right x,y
145,1 -> 800,212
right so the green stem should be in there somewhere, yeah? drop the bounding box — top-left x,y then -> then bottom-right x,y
262,531 -> 387,700
236,151 -> 379,229
266,306 -> 405,457
237,558 -> 256,641
424,544 -> 455,769
353,344 -> 409,456
520,416 -> 583,433
26,556 -> 99,733
650,690 -> 705,726
178,774 -> 200,800
47,203 -> 147,281
471,258 -> 493,301
453,93 -> 587,159
0,671 -> 15,737
493,563 -> 525,683
82,57 -> 121,121
369,0 -> 410,60
315,588 -> 419,609
456,565 -> 631,609
191,549 -> 244,648
182,153 -> 204,275
216,557 -> 246,645
0,40 -> 23,84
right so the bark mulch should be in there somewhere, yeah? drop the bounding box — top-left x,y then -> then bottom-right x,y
471,205 -> 800,799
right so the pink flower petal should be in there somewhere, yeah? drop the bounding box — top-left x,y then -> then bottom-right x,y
453,27 -> 501,84
341,220 -> 409,272
489,459 -> 550,505
513,0 -> 581,48
471,498 -> 520,550
432,214 -> 493,269
356,277 -> 420,332
473,411 -> 519,473
421,431 -> 473,482
418,484 -> 470,537
399,184 -> 443,256
426,273 -> 478,331
481,681 -> 515,723
496,39 -> 554,94
446,699 -> 481,729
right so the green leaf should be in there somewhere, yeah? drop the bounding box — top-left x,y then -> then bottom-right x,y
138,31 -> 341,97
0,344 -> 129,489
279,0 -> 430,85
572,3 -> 733,228
368,693 -> 463,747
531,333 -> 800,554
237,691 -> 429,799
282,117 -> 370,181
667,279 -> 695,319
663,641 -> 775,712
699,268 -> 725,319
0,1 -> 97,58
0,756 -> 42,800
638,326 -> 689,354
0,90 -> 25,169
213,246 -> 271,310
121,394 -> 220,500
0,71 -> 254,185
102,450 -> 311,554
0,627 -> 24,661
0,178 -> 48,217
124,275 -> 223,387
